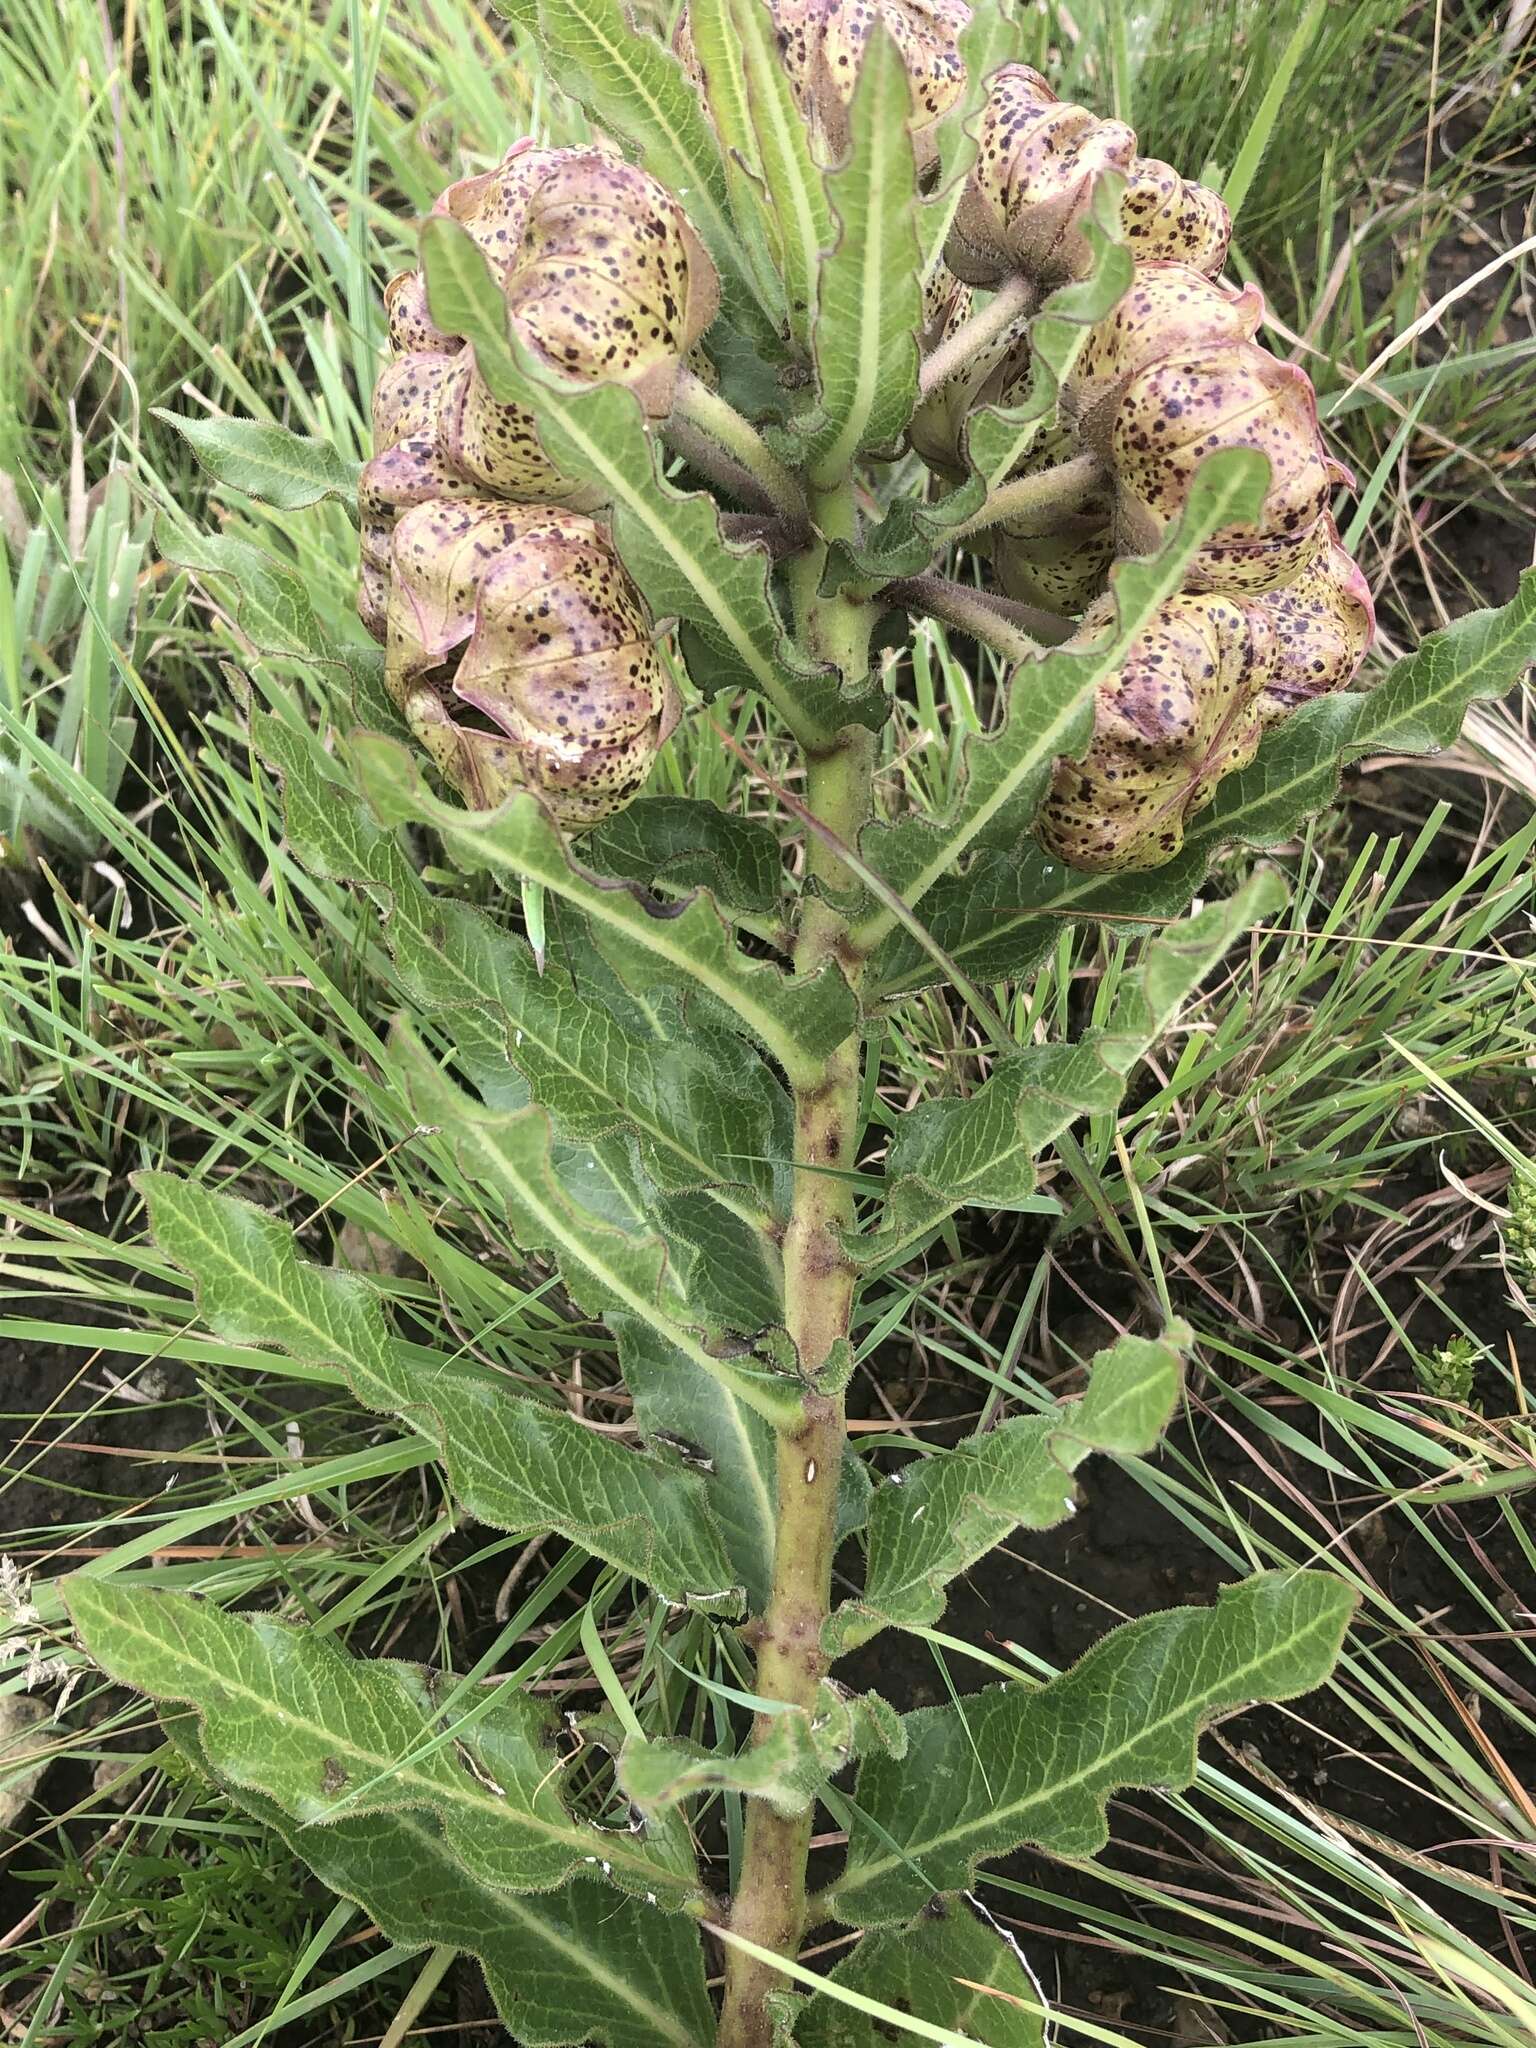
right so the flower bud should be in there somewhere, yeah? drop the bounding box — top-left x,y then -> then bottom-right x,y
386,499 -> 678,828
1037,590 -> 1275,872
1256,522 -> 1374,725
439,142 -> 719,417
1111,340 -> 1351,594
677,0 -> 970,168
384,269 -> 458,358
948,65 -> 1137,287
1065,262 -> 1263,455
1118,157 -> 1230,276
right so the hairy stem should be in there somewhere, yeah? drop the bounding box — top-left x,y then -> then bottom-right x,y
669,368 -> 808,525
717,731 -> 873,2048
948,450 -> 1105,543
918,272 -> 1037,399
884,573 -> 1069,664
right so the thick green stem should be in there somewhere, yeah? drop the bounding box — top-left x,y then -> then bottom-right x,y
948,450 -> 1105,543
668,368 -> 808,526
918,272 -> 1037,399
717,733 -> 872,2048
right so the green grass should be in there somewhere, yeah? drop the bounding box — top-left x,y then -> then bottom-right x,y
2,0 -> 1534,2041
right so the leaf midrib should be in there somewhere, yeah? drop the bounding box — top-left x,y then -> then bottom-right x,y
834,1599 -> 1343,1902
94,1601 -> 680,1896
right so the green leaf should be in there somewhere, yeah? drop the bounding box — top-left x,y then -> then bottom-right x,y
582,795 -> 787,915
392,1025 -> 805,1429
352,736 -> 856,1088
66,1577 -> 703,1907
794,1901 -> 1047,2048
620,1685 -> 902,1820
165,1716 -> 715,2048
136,1171 -> 744,1611
829,1570 -> 1357,1926
157,516 -> 327,662
827,1327 -> 1186,1654
871,566 -> 1536,993
800,26 -> 922,485
418,215 -> 874,744
619,1316 -> 778,1612
850,449 -> 1269,943
535,0 -> 778,346
688,0 -> 832,347
260,716 -> 790,1220
855,877 -> 1284,1267
157,411 -> 360,509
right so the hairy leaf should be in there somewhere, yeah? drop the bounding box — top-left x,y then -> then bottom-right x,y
157,411 -> 360,509
672,0 -> 789,325
850,449 -> 1269,940
827,1327 -> 1185,1653
353,736 -> 855,1087
135,1171 -> 745,1609
418,217 -> 872,746
830,1571 -> 1357,1925
621,1317 -> 872,1615
67,1577 -> 703,1906
260,717 -> 789,1219
582,795 -> 787,916
535,0 -> 776,346
801,26 -> 922,484
856,877 -> 1284,1266
620,1686 -> 903,1819
688,0 -> 831,347
158,517 -> 327,662
794,1899 -> 1047,2048
164,1715 -> 714,2047
393,1026 -> 806,1428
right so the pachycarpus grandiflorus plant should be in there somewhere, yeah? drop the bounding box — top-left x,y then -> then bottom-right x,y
67,3 -> 1536,2045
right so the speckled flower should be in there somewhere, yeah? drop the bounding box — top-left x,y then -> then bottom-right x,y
1064,262 -> 1263,454
948,65 -> 1137,288
1256,522 -> 1375,724
1118,157 -> 1230,276
385,498 -> 678,828
358,352 -> 480,641
1111,339 -> 1352,594
909,267 -> 986,473
994,516 -> 1115,615
439,142 -> 719,417
432,348 -> 590,502
676,0 -> 971,167
1037,590 -> 1275,872
383,269 -> 458,359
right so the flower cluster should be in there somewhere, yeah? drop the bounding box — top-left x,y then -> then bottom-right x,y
923,65 -> 1374,872
358,142 -> 712,826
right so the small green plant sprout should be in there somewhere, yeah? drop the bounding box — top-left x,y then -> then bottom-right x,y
63,4 -> 1536,2045
0,466 -> 164,868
